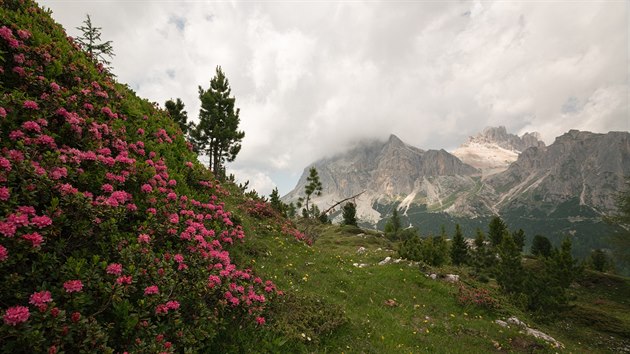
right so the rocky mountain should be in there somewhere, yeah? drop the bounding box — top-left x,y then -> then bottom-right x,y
285,128 -> 630,262
487,130 -> 630,213
283,134 -> 480,222
452,126 -> 545,177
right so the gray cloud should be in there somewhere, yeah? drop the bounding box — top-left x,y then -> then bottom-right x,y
40,1 -> 629,196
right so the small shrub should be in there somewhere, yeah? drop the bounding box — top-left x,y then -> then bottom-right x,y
456,284 -> 499,310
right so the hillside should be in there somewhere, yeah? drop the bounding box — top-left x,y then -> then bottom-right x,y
0,2 -> 305,352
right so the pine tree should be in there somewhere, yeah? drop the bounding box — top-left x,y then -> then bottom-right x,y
342,202 -> 358,226
512,228 -> 526,252
75,14 -> 114,68
269,187 -> 285,215
384,207 -> 401,239
488,216 -> 508,247
191,66 -> 244,178
450,224 -> 468,266
531,235 -> 552,258
165,98 -> 191,135
496,234 -> 523,294
296,167 -> 323,218
590,249 -> 609,272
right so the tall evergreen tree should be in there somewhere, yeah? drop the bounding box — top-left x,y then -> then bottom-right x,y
75,14 -> 114,67
496,234 -> 523,294
450,224 -> 468,266
512,228 -> 526,252
165,98 -> 191,135
191,66 -> 244,178
488,216 -> 508,247
296,167 -> 323,218
269,187 -> 285,215
342,202 -> 358,226
384,208 -> 401,233
531,235 -> 552,258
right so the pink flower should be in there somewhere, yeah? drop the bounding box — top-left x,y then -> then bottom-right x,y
136,128 -> 145,135
166,300 -> 180,310
16,29 -> 31,40
137,234 -> 150,244
71,311 -> 81,323
144,285 -> 159,295
185,161 -> 193,168
0,107 -> 6,118
50,82 -> 60,92
29,291 -> 52,307
173,254 -> 184,263
22,232 -> 44,248
3,306 -> 30,326
22,121 -> 41,133
155,304 -> 168,314
116,275 -> 132,285
101,184 -> 114,193
167,192 -> 177,201
30,215 -> 52,228
106,263 -> 123,275
0,245 -> 8,261
0,187 -> 9,201
63,280 -> 83,293
168,214 -> 179,224
0,157 -> 11,171
140,184 -> 152,193
256,317 -> 266,325
23,100 -> 38,110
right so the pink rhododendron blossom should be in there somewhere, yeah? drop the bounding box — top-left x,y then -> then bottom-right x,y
106,263 -> 123,275
71,312 -> 81,323
116,275 -> 132,285
155,304 -> 168,314
30,215 -> 52,228
16,29 -> 31,40
21,121 -> 41,133
0,107 -> 5,118
0,245 -> 8,261
101,184 -> 114,193
169,214 -> 179,224
3,306 -> 29,326
136,128 -> 144,135
63,280 -> 83,293
141,184 -> 152,193
0,187 -> 9,201
138,234 -> 150,244
23,100 -> 38,110
256,317 -> 266,325
58,183 -> 78,195
29,291 -> 52,307
0,157 -> 11,171
144,285 -> 159,295
22,232 -> 43,248
50,82 -> 60,91
166,301 -> 180,310
173,254 -> 184,263
12,66 -> 26,76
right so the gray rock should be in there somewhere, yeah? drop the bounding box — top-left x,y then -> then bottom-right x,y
378,257 -> 392,265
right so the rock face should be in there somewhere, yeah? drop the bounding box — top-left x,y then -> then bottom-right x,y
282,134 -> 480,221
452,126 -> 545,177
487,130 -> 630,213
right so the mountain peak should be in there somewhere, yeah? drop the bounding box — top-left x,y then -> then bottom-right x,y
387,134 -> 405,146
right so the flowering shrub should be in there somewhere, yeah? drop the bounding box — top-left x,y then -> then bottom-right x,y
0,1 -> 295,352
456,284 -> 499,310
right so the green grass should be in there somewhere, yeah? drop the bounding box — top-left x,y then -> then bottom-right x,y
229,219 -> 618,353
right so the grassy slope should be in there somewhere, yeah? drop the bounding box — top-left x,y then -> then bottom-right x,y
229,217 -> 630,353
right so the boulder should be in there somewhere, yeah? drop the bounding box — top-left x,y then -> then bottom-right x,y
378,257 -> 392,265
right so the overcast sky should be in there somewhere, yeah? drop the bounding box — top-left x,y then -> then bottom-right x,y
40,0 -> 629,196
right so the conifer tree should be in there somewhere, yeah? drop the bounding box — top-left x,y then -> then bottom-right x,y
531,235 -> 552,258
512,228 -> 526,252
76,14 -> 114,67
342,202 -> 358,226
450,224 -> 468,266
384,207 -> 401,238
165,98 -> 191,135
296,167 -> 323,218
590,249 -> 609,272
496,234 -> 523,294
269,187 -> 285,215
191,66 -> 244,178
488,216 -> 508,247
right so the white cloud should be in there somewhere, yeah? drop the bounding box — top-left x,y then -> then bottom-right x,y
40,1 -> 629,195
